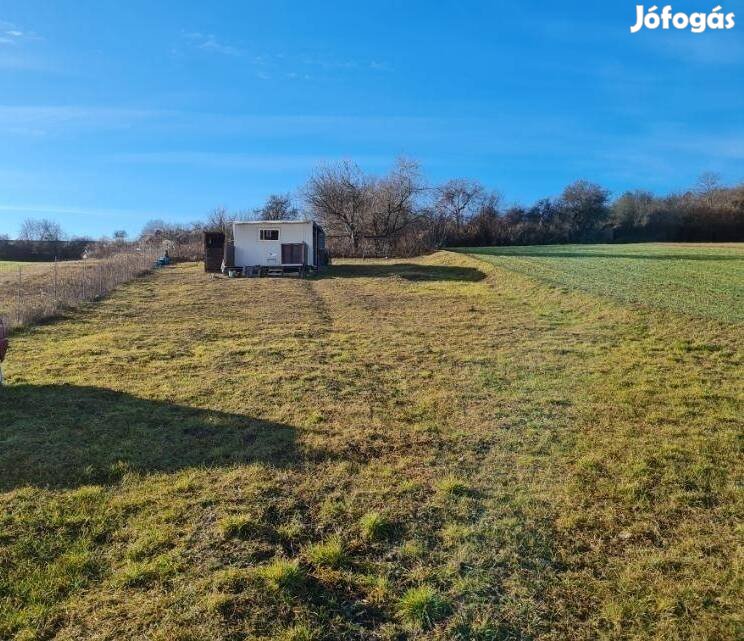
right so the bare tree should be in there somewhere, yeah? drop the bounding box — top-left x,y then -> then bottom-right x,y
467,192 -> 504,245
305,160 -> 372,253
558,180 -> 610,241
424,180 -> 486,248
367,158 -> 425,254
19,218 -> 65,242
256,194 -> 299,221
204,208 -> 235,235
695,172 -> 722,207
203,207 -> 256,240
610,190 -> 656,236
434,180 -> 485,229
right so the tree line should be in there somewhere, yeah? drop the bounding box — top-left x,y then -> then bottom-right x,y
8,162 -> 743,259
0,219 -> 92,262
198,161 -> 743,256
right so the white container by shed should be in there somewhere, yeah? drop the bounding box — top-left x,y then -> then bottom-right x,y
232,220 -> 326,272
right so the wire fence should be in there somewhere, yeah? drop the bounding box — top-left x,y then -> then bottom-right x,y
0,249 -> 160,331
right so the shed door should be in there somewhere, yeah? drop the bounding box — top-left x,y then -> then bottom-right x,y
281,243 -> 305,264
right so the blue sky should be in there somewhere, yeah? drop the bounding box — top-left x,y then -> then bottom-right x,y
0,1 -> 742,238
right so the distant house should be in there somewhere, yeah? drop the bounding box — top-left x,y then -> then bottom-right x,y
231,220 -> 327,274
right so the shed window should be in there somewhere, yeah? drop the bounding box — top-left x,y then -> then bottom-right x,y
259,229 -> 279,241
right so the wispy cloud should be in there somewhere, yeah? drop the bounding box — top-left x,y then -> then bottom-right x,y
299,55 -> 356,70
181,31 -> 245,57
0,20 -> 42,46
176,30 -> 390,79
0,19 -> 48,70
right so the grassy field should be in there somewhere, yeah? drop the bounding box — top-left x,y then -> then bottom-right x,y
459,243 -> 744,323
0,256 -> 156,330
1,246 -> 742,640
0,261 -> 37,272
0,262 -> 52,321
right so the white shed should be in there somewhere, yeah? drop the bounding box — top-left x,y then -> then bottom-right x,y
232,220 -> 326,272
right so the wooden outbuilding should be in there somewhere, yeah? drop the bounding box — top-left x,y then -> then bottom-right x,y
203,232 -> 226,272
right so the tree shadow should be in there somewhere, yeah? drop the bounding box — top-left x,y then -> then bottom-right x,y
0,384 -> 305,491
462,247 -> 743,262
323,263 -> 486,281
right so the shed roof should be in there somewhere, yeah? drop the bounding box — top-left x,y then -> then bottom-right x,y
233,220 -> 317,225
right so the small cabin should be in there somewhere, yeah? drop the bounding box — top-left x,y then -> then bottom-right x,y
232,220 -> 327,274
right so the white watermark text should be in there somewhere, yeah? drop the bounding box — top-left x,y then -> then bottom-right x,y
630,5 -> 735,33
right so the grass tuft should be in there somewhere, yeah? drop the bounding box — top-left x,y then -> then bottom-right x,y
399,539 -> 426,560
213,568 -> 252,593
359,511 -> 393,541
204,592 -> 235,616
257,558 -> 305,593
218,514 -> 259,540
358,574 -> 392,605
435,476 -> 472,497
115,554 -> 178,588
306,535 -> 346,568
397,585 -> 451,629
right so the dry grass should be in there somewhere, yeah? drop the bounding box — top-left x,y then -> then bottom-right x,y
0,252 -> 158,329
0,248 -> 741,640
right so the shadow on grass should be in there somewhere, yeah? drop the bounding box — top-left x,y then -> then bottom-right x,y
0,384 -> 304,491
461,247 -> 743,261
324,263 -> 486,281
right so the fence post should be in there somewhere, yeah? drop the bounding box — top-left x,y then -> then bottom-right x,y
16,266 -> 21,326
54,258 -> 59,307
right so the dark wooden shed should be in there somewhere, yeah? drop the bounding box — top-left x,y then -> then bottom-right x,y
203,232 -> 225,272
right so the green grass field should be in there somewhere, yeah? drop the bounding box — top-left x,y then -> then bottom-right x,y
1,245 -> 742,640
459,243 -> 744,322
0,261 -> 34,272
